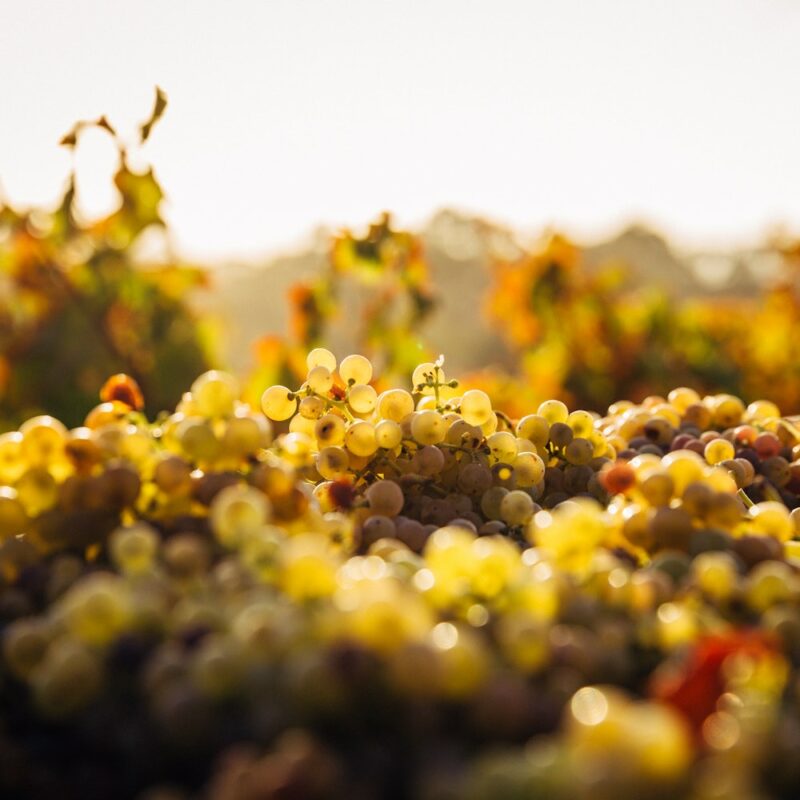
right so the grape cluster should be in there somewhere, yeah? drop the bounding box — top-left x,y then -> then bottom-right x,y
2,356 -> 800,799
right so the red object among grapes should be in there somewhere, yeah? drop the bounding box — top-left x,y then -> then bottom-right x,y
600,461 -> 636,494
649,631 -> 778,733
100,373 -> 145,411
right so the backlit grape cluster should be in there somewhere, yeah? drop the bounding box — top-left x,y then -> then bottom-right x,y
2,354 -> 800,799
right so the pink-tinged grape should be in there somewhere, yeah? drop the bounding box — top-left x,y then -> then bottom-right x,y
378,389 -> 415,422
339,354 -> 373,386
411,410 -> 447,445
306,366 -> 333,395
190,370 -> 239,417
316,446 -> 350,480
459,390 -> 493,427
704,437 -> 735,465
375,419 -> 403,449
261,385 -> 297,421
315,413 -> 346,446
754,432 -> 782,459
365,480 -> 405,517
306,347 -> 337,372
537,399 -> 569,425
414,445 -> 446,476
344,421 -> 379,457
348,383 -> 378,414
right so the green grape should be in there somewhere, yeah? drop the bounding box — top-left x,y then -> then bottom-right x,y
261,385 -> 297,421
210,484 -> 271,548
486,431 -> 518,465
564,437 -> 593,466
60,573 -> 133,646
499,490 -> 535,526
378,389 -> 415,422
339,354 -> 373,385
375,419 -> 403,449
317,446 -> 350,480
566,410 -> 595,438
537,399 -> 569,425
191,370 -> 239,417
15,467 -> 59,516
459,390 -> 493,427
109,523 -> 160,575
516,415 -> 550,448
513,451 -> 545,488
480,486 -> 509,519
344,421 -> 378,457
0,487 -> 29,539
299,395 -> 326,419
304,368 -> 331,398
411,410 -> 447,445
19,415 -> 68,467
0,431 -> 25,483
306,347 -> 337,372
348,383 -> 378,414
704,438 -> 735,466
315,413 -> 346,446
2,617 -> 52,679
176,417 -> 221,463
412,362 -> 445,394
222,412 -> 272,457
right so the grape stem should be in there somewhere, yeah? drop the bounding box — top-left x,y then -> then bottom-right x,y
737,488 -> 755,509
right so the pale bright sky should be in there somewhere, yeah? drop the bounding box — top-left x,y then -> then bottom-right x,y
2,0 -> 800,261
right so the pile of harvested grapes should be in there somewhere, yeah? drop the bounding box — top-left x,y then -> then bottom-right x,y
2,351 -> 800,799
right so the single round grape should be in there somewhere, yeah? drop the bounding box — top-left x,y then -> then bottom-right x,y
667,387 -> 701,413
15,467 -> 59,516
499,490 -> 535,526
109,523 -> 160,575
537,399 -> 569,425
344,421 -> 379,457
412,362 -> 445,394
567,410 -> 595,438
411,410 -> 447,445
692,551 -> 738,602
548,422 -> 573,449
746,399 -> 780,421
516,415 -> 550,448
339,354 -> 373,386
375,419 -> 403,449
513,452 -> 545,488
316,446 -> 350,480
480,486 -> 509,519
0,488 -> 30,539
177,417 -> 221,462
361,515 -> 396,547
2,617 -> 51,679
0,431 -> 25,484
306,347 -> 337,373
414,445 -> 446,476
459,390 -> 493,427
564,437 -> 594,466
458,462 -> 493,495
211,484 -> 271,548
306,366 -> 334,395
315,413 -> 347,447
366,480 -> 405,517
19,415 -> 68,466
704,438 -> 735,465
261,385 -> 297,421
222,413 -> 272,457
712,394 -> 745,428
191,370 -> 239,417
446,419 -> 483,449
748,501 -> 793,542
378,389 -> 415,422
487,431 -> 518,464
639,471 -> 674,507
348,384 -> 378,414
154,454 -> 193,495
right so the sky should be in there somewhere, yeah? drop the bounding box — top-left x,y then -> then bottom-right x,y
1,0 -> 800,262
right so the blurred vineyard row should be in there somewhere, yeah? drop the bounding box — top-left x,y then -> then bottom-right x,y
3,99 -> 800,428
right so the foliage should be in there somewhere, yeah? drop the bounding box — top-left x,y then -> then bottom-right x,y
0,89 -> 212,429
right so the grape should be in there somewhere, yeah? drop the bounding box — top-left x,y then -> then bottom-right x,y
306,366 -> 333,395
211,484 -> 271,548
365,480 -> 405,517
19,415 -> 68,466
414,445 -> 446,476
348,383 -> 378,414
109,523 -> 160,575
306,347 -> 337,372
339,354 -> 373,386
411,410 -> 447,445
261,385 -> 297,421
499,490 -> 535,526
537,399 -> 569,425
316,446 -> 350,480
375,419 -> 403,449
191,370 -> 239,417
516,414 -> 550,448
378,389 -> 415,422
344,421 -> 378,457
459,390 -> 493,427
412,362 -> 445,394
0,487 -> 29,539
704,438 -> 735,465
315,413 -> 346,446
564,438 -> 593,466
486,431 -> 517,465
